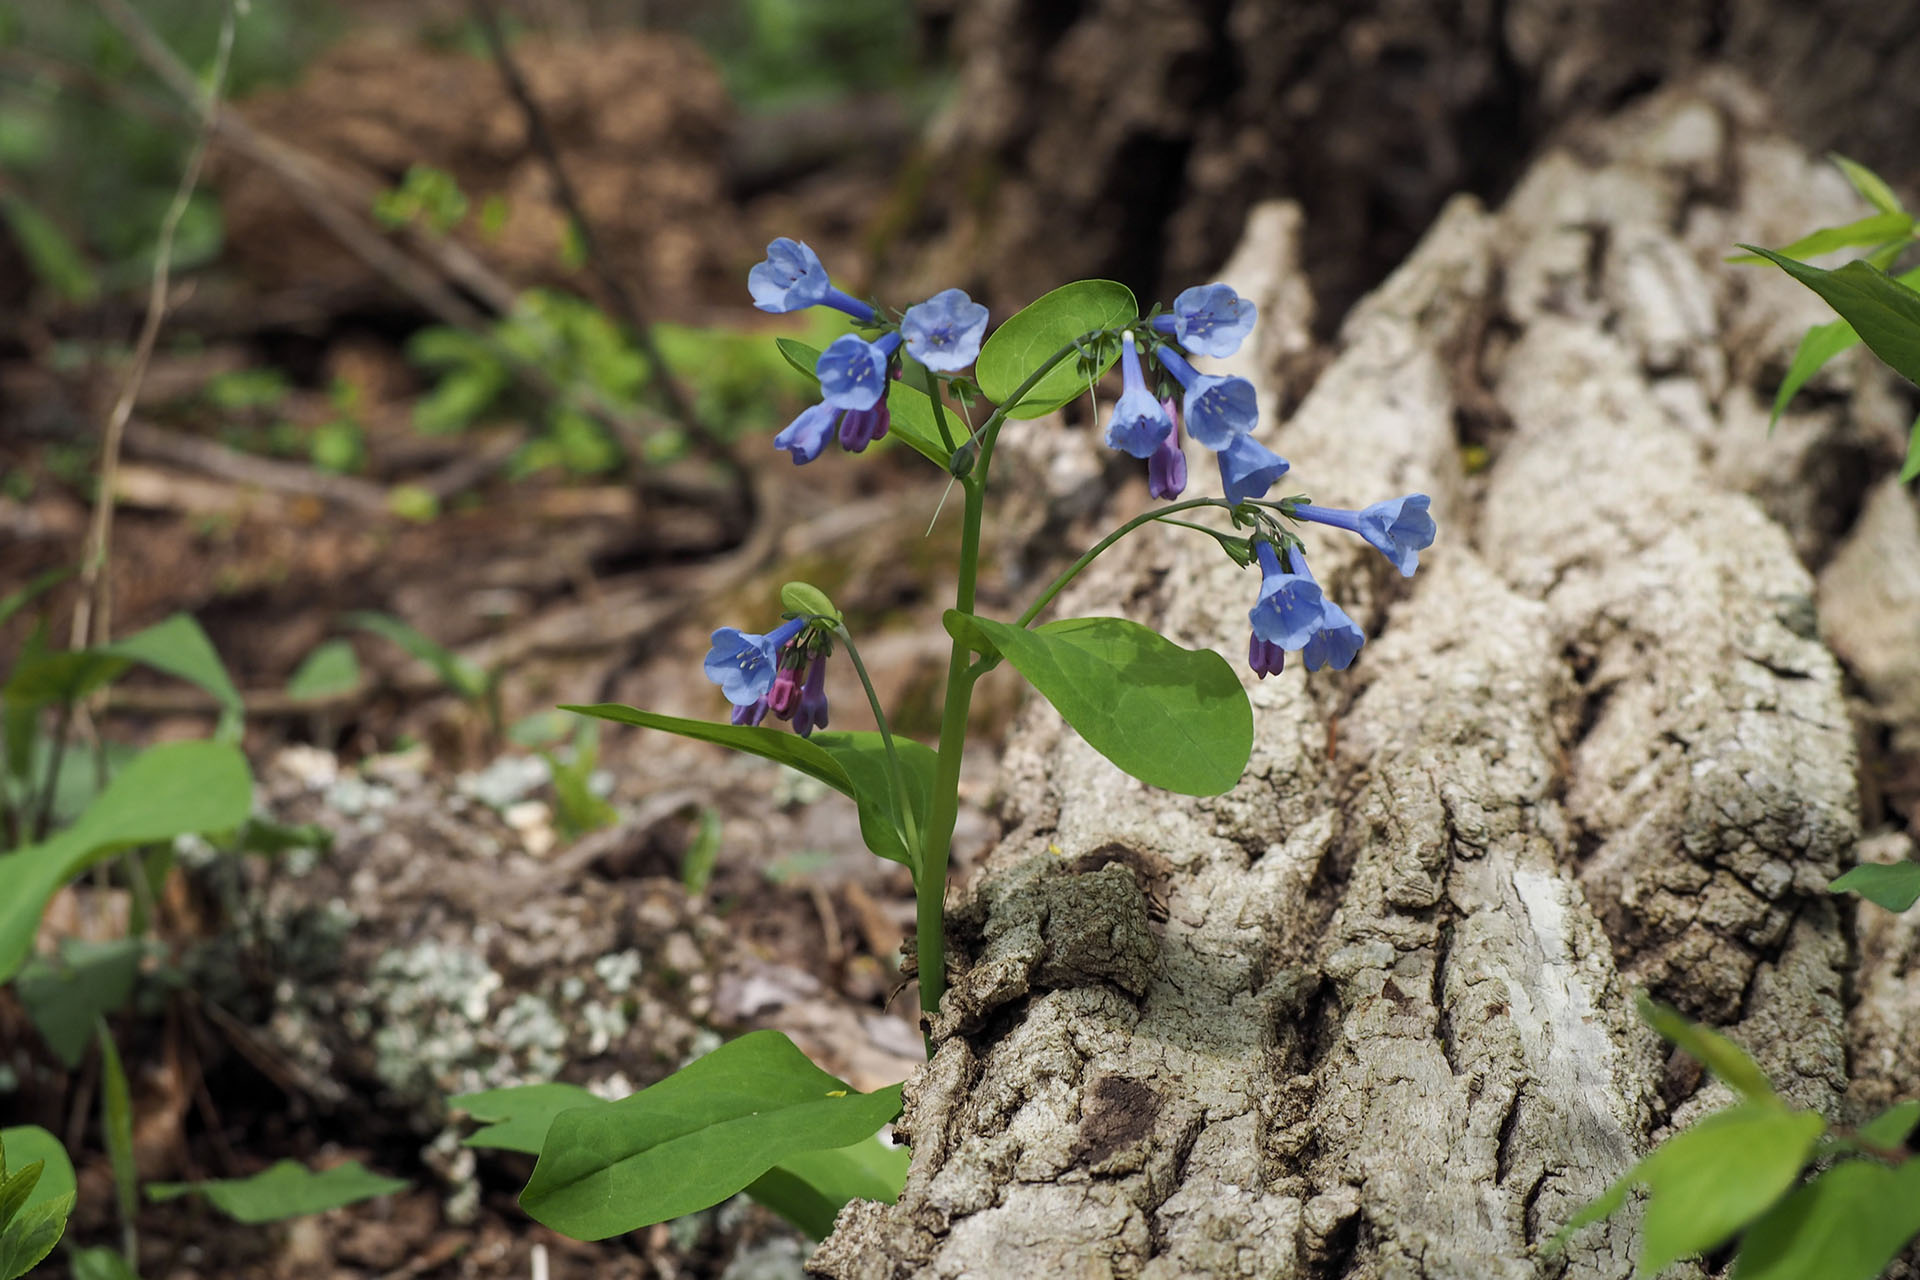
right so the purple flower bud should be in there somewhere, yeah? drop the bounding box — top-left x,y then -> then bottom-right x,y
1147,396 -> 1187,499
1293,495 -> 1436,577
773,402 -> 838,464
1247,542 -> 1325,651
1216,434 -> 1290,505
1248,633 -> 1287,679
731,697 -> 771,727
901,288 -> 989,372
1151,283 -> 1258,358
838,401 -> 891,453
1104,332 -> 1175,459
748,238 -> 875,321
1301,599 -> 1365,672
793,655 -> 830,737
766,663 -> 802,718
703,617 -> 806,707
817,332 -> 902,410
1154,346 -> 1258,449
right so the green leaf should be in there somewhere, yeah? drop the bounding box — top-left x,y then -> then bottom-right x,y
98,1024 -> 136,1230
0,1192 -> 71,1280
146,1160 -> 409,1224
346,612 -> 489,700
1559,1103 -> 1825,1277
943,613 -> 1252,796
16,939 -> 142,1068
562,706 -> 934,873
1903,412 -> 1920,485
0,1129 -> 75,1215
1831,154 -> 1905,217
3,649 -> 129,708
519,1030 -> 902,1240
1740,247 -> 1920,390
1855,1099 -> 1920,1151
0,740 -> 253,984
744,1135 -> 909,1240
0,1163 -> 39,1235
1829,859 -> 1920,912
106,613 -> 242,739
681,808 -> 722,895
0,192 -> 98,305
1769,319 -> 1860,432
285,638 -> 361,700
1638,995 -> 1776,1102
780,582 -> 842,624
65,1247 -> 136,1280
1731,1157 -> 1920,1280
1730,212 -> 1915,264
0,568 -> 71,632
884,376 -> 963,467
976,280 -> 1137,419
455,1082 -> 602,1155
775,338 -> 823,386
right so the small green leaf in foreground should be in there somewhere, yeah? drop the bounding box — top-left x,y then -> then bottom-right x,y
0,1192 -> 72,1280
0,1129 -> 75,1215
1638,994 -> 1775,1102
1554,1103 -> 1825,1278
1739,247 -> 1920,392
1829,858 -> 1920,912
146,1160 -> 409,1224
286,639 -> 362,701
519,1030 -> 902,1240
1730,1157 -> 1920,1280
1855,1099 -> 1920,1152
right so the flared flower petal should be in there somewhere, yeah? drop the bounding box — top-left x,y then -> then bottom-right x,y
1154,346 -> 1257,448
748,238 -> 875,321
901,288 -> 989,372
1104,332 -> 1174,458
704,618 -> 806,707
1300,599 -> 1365,672
1151,283 -> 1258,358
1216,434 -> 1290,505
1247,542 -> 1324,651
1292,495 -> 1436,577
817,332 -> 902,410
773,402 -> 838,464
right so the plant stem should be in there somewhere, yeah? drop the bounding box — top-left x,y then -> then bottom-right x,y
1016,498 -> 1225,627
915,476 -> 986,1027
956,335 -> 1097,476
831,624 -> 920,859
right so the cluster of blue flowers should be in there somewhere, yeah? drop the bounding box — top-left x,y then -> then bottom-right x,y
704,238 -> 1437,723
752,238 -> 989,464
705,617 -> 833,736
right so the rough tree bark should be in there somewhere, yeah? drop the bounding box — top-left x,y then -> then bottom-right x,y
813,75 -> 1920,1279
906,0 -> 1920,328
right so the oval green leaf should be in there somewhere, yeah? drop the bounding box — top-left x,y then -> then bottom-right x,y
519,1030 -> 902,1240
1730,1157 -> 1920,1280
146,1160 -> 409,1224
562,705 -> 934,874
976,280 -> 1137,419
945,612 -> 1251,795
1829,858 -> 1920,912
0,740 -> 253,985
1741,247 -> 1920,391
0,1128 -> 74,1215
1637,994 -> 1776,1102
780,582 -> 842,624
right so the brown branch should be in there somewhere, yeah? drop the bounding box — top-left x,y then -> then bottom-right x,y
72,0 -> 238,652
466,0 -> 721,462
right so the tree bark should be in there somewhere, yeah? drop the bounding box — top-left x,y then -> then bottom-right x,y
813,74 -> 1920,1279
906,0 -> 1920,329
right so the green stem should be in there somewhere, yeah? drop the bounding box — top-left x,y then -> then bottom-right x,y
830,623 -> 920,859
956,335 -> 1099,477
916,476 -> 985,1027
928,377 -> 959,453
1015,498 -> 1225,628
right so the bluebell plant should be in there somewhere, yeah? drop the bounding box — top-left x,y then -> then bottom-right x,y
512,236 -> 1439,1244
